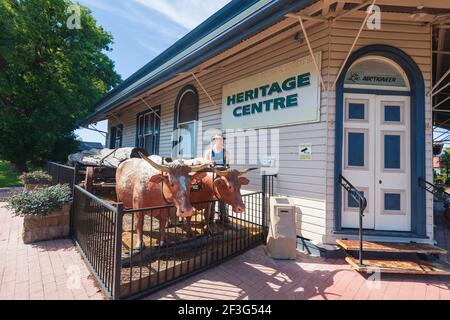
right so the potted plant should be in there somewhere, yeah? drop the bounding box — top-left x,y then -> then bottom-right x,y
19,170 -> 53,190
7,184 -> 72,244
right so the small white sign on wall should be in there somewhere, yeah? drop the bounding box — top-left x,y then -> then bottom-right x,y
299,144 -> 312,160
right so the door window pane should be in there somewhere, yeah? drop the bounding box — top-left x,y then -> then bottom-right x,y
384,135 -> 401,169
348,132 -> 365,167
348,103 -> 365,120
385,193 -> 401,211
384,105 -> 401,122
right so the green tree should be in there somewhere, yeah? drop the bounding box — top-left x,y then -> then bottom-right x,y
0,0 -> 121,171
441,148 -> 450,180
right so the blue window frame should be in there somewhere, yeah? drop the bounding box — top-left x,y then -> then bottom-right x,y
109,125 -> 123,149
384,105 -> 401,122
385,193 -> 401,211
348,103 -> 365,120
384,135 -> 401,169
136,107 -> 161,155
348,190 -> 364,208
348,132 -> 365,167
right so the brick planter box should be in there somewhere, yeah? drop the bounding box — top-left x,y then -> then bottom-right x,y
22,203 -> 71,244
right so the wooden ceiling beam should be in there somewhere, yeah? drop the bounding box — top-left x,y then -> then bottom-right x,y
337,0 -> 450,10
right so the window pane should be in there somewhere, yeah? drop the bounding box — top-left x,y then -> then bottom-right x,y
348,103 -> 365,120
348,132 -> 365,167
348,190 -> 364,208
137,110 -> 160,153
385,193 -> 401,211
154,113 -> 160,134
144,135 -> 153,154
385,105 -> 401,122
385,135 -> 401,169
178,91 -> 198,123
178,122 -> 196,158
154,133 -> 159,154
145,114 -> 153,134
110,127 -> 116,149
138,116 -> 144,135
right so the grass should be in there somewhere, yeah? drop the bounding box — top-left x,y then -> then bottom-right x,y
0,160 -> 23,188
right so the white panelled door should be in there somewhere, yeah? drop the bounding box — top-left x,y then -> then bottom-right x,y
342,93 -> 411,231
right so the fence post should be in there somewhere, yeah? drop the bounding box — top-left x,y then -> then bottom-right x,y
112,203 -> 123,300
69,165 -> 77,236
262,175 -> 267,242
70,186 -> 76,237
72,164 -> 77,195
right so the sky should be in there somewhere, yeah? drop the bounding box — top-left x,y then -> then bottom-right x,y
74,0 -> 231,145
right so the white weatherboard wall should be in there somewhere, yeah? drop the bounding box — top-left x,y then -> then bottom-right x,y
107,22 -> 331,244
105,16 -> 434,245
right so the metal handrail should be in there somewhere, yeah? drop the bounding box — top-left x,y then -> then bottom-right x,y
418,177 -> 450,202
338,174 -> 367,267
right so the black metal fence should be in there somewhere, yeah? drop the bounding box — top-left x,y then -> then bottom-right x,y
47,168 -> 276,299
47,162 -> 77,193
119,192 -> 264,299
72,185 -> 122,297
262,174 -> 277,239
71,185 -> 265,299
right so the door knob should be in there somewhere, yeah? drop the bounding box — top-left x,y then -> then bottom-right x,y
379,180 -> 382,184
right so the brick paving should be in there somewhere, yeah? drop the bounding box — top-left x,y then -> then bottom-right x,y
143,246 -> 450,300
144,205 -> 450,300
1,200 -> 449,300
0,203 -> 104,300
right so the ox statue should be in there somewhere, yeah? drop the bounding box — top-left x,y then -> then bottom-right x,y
115,152 -> 209,250
188,166 -> 258,234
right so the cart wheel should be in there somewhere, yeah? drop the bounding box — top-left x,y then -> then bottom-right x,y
85,166 -> 94,194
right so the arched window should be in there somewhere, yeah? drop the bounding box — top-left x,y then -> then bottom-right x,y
174,85 -> 199,159
344,56 -> 410,90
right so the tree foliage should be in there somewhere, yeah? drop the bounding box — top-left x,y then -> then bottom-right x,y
0,0 -> 121,170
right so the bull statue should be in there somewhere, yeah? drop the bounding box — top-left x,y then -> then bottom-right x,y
115,152 -> 209,250
188,165 -> 258,234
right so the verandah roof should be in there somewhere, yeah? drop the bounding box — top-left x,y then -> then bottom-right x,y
83,0 -> 450,130
83,0 -> 316,124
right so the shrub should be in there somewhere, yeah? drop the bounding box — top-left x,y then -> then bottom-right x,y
19,170 -> 53,185
7,184 -> 72,216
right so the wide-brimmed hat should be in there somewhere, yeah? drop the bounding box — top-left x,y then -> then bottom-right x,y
211,133 -> 225,141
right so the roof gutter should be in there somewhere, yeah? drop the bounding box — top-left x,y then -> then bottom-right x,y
83,0 -> 313,125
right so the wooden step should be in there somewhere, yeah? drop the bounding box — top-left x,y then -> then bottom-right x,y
345,256 -> 450,275
336,239 -> 447,255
